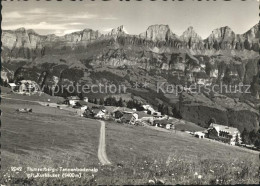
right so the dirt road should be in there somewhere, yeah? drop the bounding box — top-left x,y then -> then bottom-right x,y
98,120 -> 112,165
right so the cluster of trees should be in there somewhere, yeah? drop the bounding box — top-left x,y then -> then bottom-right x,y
157,103 -> 171,116
126,100 -> 144,111
241,128 -> 260,148
89,96 -> 151,111
158,103 -> 182,118
89,97 -> 129,108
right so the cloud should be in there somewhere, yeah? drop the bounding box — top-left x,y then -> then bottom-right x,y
67,13 -> 97,19
67,22 -> 85,26
63,29 -> 82,35
1,8 -> 118,36
3,11 -> 23,19
2,22 -> 67,31
99,16 -> 118,20
25,8 -> 47,14
102,28 -> 113,32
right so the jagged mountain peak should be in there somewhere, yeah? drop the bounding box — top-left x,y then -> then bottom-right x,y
139,24 -> 175,41
207,26 -> 236,41
107,25 -> 128,36
147,24 -> 171,30
181,26 -> 202,41
15,27 -> 26,32
243,22 -> 259,40
187,26 -> 194,31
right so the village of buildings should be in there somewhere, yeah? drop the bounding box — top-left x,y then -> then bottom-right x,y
5,79 -> 255,150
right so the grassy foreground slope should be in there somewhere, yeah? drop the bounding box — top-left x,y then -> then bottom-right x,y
1,98 -> 101,170
0,90 -> 259,185
102,122 -> 259,185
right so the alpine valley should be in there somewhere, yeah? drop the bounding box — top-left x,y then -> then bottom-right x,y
1,23 -> 260,132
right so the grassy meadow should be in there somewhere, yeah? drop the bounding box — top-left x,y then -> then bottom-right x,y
0,89 -> 259,185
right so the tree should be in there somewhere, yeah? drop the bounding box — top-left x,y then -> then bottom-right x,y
254,139 -> 260,148
127,100 -> 135,109
178,92 -> 184,112
241,128 -> 251,144
94,98 -> 98,104
249,130 -> 257,145
207,117 -> 217,127
172,105 -> 182,119
117,97 -> 123,107
158,104 -> 163,113
205,62 -> 212,76
99,98 -> 104,105
235,134 -> 240,145
163,105 -> 169,115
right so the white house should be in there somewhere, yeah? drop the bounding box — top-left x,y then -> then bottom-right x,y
142,105 -> 155,114
95,109 -> 106,119
80,106 -> 88,111
8,83 -> 17,90
83,97 -> 89,102
166,124 -> 172,130
208,123 -> 242,145
194,131 -> 205,139
130,113 -> 139,125
66,96 -> 80,106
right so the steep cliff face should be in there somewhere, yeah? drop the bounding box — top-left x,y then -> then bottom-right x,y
1,28 -> 46,59
180,26 -> 204,50
139,24 -> 178,42
60,29 -> 102,42
2,23 -> 259,61
204,26 -> 244,50
107,25 -> 128,36
243,23 -> 260,51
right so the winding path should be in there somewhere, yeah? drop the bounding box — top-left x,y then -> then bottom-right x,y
97,120 -> 112,165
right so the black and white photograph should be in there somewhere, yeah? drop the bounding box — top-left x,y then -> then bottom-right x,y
0,0 -> 259,185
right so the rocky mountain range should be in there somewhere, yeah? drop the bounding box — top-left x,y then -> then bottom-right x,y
1,23 -> 259,59
1,23 -> 260,132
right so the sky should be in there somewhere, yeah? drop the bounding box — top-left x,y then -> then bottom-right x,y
2,0 -> 259,39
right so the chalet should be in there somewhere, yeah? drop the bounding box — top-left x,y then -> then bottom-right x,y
121,113 -> 133,123
194,131 -> 205,139
142,105 -> 155,115
76,100 -> 88,110
83,97 -> 89,102
207,123 -> 241,145
153,112 -> 162,118
113,110 -> 124,119
166,124 -> 173,130
8,83 -> 17,90
94,109 -> 106,119
153,119 -> 168,128
65,96 -> 80,106
129,113 -> 138,125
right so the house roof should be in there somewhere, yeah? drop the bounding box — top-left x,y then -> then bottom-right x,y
209,123 -> 240,135
122,113 -> 133,121
8,83 -> 17,87
111,107 -> 134,113
92,108 -> 101,115
67,96 -> 80,100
